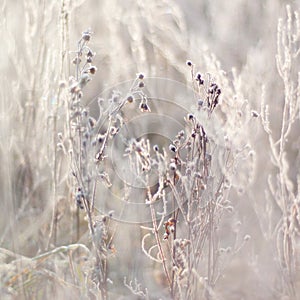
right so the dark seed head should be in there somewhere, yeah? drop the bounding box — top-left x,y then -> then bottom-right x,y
186,60 -> 193,66
137,73 -> 144,80
169,144 -> 177,152
127,95 -> 134,103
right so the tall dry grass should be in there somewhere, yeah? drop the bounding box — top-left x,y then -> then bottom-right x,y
0,0 -> 300,299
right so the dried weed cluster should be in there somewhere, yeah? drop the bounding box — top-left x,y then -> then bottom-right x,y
0,1 -> 300,300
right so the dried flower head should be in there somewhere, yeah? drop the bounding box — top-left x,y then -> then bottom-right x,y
198,99 -> 204,107
186,60 -> 193,66
86,50 -> 95,63
187,113 -> 194,121
163,218 -> 177,240
127,95 -> 134,103
195,72 -> 204,85
137,73 -> 145,80
82,30 -> 92,41
139,102 -> 151,112
88,66 -> 97,75
153,144 -> 159,152
72,57 -> 81,65
169,144 -> 177,152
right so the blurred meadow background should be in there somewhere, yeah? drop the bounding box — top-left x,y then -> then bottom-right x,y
1,0 -> 300,299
